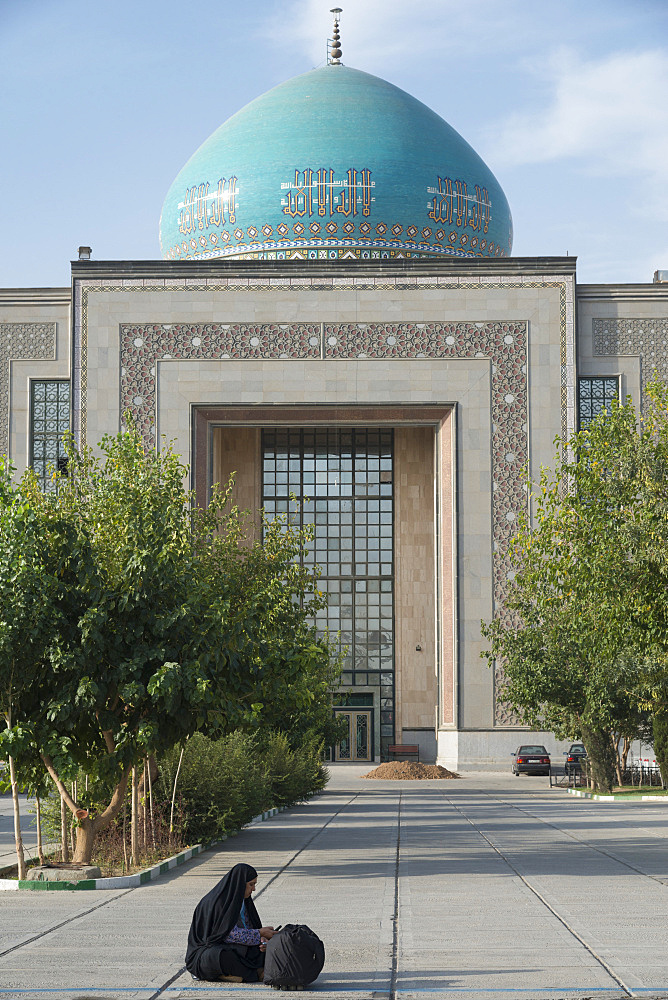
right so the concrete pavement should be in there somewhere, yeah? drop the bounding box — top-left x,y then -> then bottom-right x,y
1,767 -> 667,1000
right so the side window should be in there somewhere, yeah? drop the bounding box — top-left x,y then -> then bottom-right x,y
30,380 -> 70,491
578,376 -> 620,430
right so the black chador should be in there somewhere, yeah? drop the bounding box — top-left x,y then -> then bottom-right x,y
185,862 -> 264,982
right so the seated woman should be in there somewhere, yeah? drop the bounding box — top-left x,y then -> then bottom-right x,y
186,862 -> 276,982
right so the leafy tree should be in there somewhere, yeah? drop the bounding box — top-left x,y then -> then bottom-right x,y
1,424 -> 335,864
0,458 -> 95,875
652,713 -> 668,787
481,395 -> 654,793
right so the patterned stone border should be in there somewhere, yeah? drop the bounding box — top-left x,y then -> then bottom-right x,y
593,317 -> 668,405
0,323 -> 57,459
119,318 -> 528,728
121,323 -> 321,446
0,805 -> 286,891
74,274 -> 573,725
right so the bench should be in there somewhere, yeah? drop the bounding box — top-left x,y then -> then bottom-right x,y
388,744 -> 420,762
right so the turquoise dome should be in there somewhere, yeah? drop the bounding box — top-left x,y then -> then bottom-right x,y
160,65 -> 513,262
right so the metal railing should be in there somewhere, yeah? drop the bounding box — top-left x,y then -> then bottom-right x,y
550,757 -> 666,791
549,763 -> 587,788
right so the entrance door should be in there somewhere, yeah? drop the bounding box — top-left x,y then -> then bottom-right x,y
335,709 -> 372,761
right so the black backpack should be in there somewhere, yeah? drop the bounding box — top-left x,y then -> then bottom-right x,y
263,924 -> 325,990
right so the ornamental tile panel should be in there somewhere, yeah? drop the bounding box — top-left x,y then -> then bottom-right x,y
119,323 -> 320,448
593,317 -> 668,406
0,323 -> 57,459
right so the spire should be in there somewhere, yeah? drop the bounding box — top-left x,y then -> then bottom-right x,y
329,8 -> 342,65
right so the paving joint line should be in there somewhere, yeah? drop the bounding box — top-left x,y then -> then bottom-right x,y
146,791 -> 361,1000
390,791 -> 402,1000
441,794 -> 636,999
0,886 -> 136,960
0,792 -> 344,969
476,790 -> 668,886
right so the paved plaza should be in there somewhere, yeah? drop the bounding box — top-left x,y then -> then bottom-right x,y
1,767 -> 668,1000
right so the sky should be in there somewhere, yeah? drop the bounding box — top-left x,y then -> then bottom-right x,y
1,0 -> 667,287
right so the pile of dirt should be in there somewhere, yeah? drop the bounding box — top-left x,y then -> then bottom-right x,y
361,761 -> 461,780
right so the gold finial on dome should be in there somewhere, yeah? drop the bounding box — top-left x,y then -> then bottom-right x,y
329,8 -> 342,65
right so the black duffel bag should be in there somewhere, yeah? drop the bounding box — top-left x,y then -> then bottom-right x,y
263,924 -> 325,990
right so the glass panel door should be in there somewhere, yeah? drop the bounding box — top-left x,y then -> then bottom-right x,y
335,709 -> 371,761
355,711 -> 370,760
335,711 -> 352,761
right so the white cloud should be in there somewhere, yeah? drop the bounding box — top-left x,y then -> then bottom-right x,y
491,48 -> 668,218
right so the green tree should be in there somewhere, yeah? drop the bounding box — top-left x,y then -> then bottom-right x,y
652,713 -> 668,787
1,424 -> 335,864
0,458 -> 96,874
481,396 -> 651,793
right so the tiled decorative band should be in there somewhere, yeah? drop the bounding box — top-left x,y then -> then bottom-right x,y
0,323 -> 57,459
163,235 -> 509,263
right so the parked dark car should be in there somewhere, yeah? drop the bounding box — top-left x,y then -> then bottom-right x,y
512,744 -> 551,776
564,743 -> 587,775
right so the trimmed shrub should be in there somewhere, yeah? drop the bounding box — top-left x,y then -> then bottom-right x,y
158,731 -> 269,845
260,731 -> 328,808
157,729 -> 328,845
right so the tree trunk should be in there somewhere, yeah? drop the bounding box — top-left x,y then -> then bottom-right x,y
131,766 -> 139,865
142,758 -> 147,849
8,755 -> 26,880
621,736 -> 632,773
41,751 -> 130,866
35,796 -> 45,865
71,768 -> 131,865
60,794 -> 69,862
72,820 -> 98,866
123,793 -> 129,873
170,744 -> 185,848
137,755 -> 159,829
611,732 -> 623,788
147,756 -> 156,851
581,724 -> 617,794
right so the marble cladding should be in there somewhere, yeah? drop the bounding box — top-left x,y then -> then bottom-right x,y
211,426 -> 261,543
394,426 -> 438,732
76,274 -> 571,442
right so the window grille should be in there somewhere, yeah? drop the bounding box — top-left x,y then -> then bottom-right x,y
30,380 -> 70,491
578,377 -> 620,430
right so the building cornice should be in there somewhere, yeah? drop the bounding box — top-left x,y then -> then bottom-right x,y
71,256 -> 578,281
0,288 -> 71,307
577,283 -> 668,302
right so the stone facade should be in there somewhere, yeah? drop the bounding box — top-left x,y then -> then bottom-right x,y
3,260 -> 668,767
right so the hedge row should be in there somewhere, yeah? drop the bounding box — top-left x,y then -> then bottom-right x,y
155,730 -> 328,845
